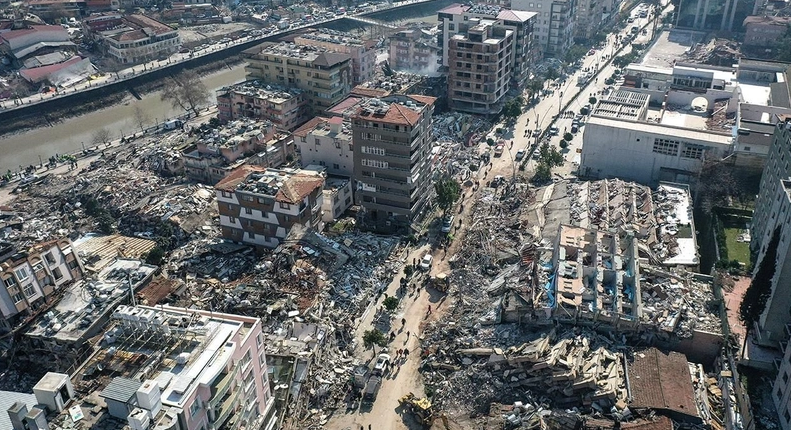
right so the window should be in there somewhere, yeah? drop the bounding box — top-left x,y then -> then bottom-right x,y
257,333 -> 264,347
335,141 -> 341,149
681,144 -> 705,159
247,231 -> 255,239
221,191 -> 231,198
245,207 -> 253,215
652,138 -> 679,156
229,216 -> 236,224
257,197 -> 271,205
241,195 -> 254,202
15,267 -> 29,281
279,202 -> 290,209
45,253 -> 55,264
190,398 -> 201,416
23,284 -> 35,297
743,146 -> 751,151
784,371 -> 789,385
4,277 -> 15,287
333,163 -> 340,170
315,138 -> 321,145
67,260 -> 78,270
12,291 -> 24,303
361,159 -> 389,169
52,268 -> 63,280
448,23 -> 455,30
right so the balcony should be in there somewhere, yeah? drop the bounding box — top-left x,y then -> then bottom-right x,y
209,363 -> 239,408
214,385 -> 242,428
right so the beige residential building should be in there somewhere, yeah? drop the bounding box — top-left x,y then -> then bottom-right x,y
216,81 -> 309,130
243,42 -> 353,113
438,3 -> 536,113
294,30 -> 376,85
215,166 -> 325,248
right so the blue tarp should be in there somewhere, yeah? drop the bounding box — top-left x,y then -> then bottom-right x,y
546,273 -> 556,308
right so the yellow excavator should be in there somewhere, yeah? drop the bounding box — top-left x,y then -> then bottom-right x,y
399,392 -> 434,426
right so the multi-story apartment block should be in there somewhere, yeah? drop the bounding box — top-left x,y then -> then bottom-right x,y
183,119 -> 293,185
216,81 -> 309,130
438,3 -> 536,107
447,19 -> 514,115
95,305 -> 276,430
510,0 -> 575,58
351,94 -> 436,228
574,0 -> 617,40
215,166 -> 325,248
293,116 -> 354,177
83,14 -> 180,65
388,28 -> 440,72
294,30 -> 376,85
748,116 -> 791,430
243,42 -> 353,113
0,239 -> 83,331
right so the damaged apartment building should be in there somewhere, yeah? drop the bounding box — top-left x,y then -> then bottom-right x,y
215,165 -> 325,248
0,239 -> 83,332
216,81 -> 309,130
183,119 -> 294,185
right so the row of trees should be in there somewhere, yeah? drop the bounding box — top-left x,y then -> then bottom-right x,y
532,142 -> 564,183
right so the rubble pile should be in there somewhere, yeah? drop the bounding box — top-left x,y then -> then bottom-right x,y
638,269 -> 723,338
421,327 -> 629,419
683,38 -> 741,66
3,142 -> 217,249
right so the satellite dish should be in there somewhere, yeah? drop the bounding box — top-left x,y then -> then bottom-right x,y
691,97 -> 708,112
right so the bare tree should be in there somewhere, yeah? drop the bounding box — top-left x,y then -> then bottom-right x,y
161,71 -> 210,116
91,128 -> 112,147
133,106 -> 150,132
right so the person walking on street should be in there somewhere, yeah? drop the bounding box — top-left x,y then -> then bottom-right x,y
427,305 -> 432,315
402,318 -> 406,327
406,331 -> 410,340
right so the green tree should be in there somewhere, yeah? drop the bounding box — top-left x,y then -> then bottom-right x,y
544,67 -> 560,85
776,25 -> 791,62
564,44 -> 588,64
404,264 -> 415,278
740,228 -> 781,328
559,140 -> 569,149
501,96 -> 524,119
589,96 -> 598,105
145,247 -> 166,265
363,329 -> 387,349
563,132 -> 573,142
383,296 -> 399,311
527,78 -> 544,100
96,212 -> 115,234
532,162 -> 552,183
434,176 -> 461,218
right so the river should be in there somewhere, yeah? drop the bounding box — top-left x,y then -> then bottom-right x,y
0,64 -> 247,173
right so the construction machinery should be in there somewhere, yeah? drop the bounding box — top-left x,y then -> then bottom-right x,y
427,273 -> 450,292
398,392 -> 434,426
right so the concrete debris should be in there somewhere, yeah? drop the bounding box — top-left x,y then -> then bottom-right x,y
420,326 -> 629,419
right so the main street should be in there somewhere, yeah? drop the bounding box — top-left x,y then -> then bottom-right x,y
323,2 -> 670,429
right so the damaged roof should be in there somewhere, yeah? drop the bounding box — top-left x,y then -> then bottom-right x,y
628,348 -> 698,419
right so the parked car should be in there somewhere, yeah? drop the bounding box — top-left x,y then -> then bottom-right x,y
515,149 -> 526,160
373,353 -> 391,375
549,126 -> 559,135
441,216 -> 454,233
420,254 -> 433,270
494,143 -> 505,157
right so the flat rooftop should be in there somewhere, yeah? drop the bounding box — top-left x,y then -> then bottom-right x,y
640,29 -> 705,68
218,80 -> 302,104
26,259 -> 156,343
586,116 -> 734,144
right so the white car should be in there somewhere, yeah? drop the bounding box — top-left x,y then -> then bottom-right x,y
373,353 -> 391,375
419,254 -> 433,270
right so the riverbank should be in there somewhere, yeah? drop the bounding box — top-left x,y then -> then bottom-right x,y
0,57 -> 245,137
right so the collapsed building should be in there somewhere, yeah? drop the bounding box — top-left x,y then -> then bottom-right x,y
419,176 -> 744,428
